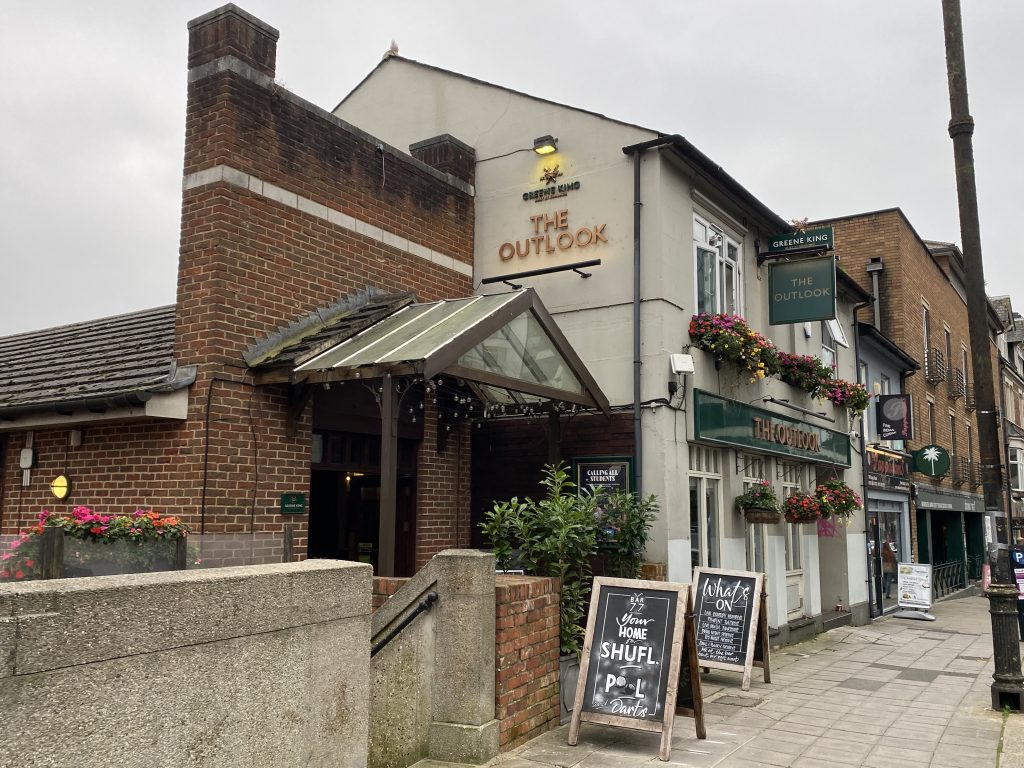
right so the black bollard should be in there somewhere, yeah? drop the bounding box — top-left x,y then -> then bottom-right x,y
989,549 -> 1024,711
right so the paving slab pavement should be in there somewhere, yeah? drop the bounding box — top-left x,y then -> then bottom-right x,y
424,593 -> 1024,768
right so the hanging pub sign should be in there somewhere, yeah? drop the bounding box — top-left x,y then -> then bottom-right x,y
568,577 -> 705,761
768,254 -> 837,325
690,568 -> 771,692
912,444 -> 951,477
765,226 -> 834,256
876,394 -> 913,440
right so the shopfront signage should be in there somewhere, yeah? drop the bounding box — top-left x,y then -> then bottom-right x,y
568,577 -> 705,759
522,167 -> 582,203
693,390 -> 851,466
865,447 -> 911,492
690,568 -> 770,692
915,487 -> 982,513
498,208 -> 607,262
876,394 -> 913,440
765,226 -> 834,255
573,456 -> 633,496
767,254 -> 837,325
912,444 -> 950,477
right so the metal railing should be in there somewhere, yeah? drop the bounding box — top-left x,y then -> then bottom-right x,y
967,555 -> 984,581
972,461 -> 984,489
932,559 -> 968,598
952,455 -> 967,486
948,367 -> 966,399
965,383 -> 977,410
370,591 -> 439,658
924,348 -> 946,384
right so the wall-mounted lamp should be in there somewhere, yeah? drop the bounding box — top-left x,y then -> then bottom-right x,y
533,135 -> 558,155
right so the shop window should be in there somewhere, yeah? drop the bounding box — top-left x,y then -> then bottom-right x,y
693,216 -> 741,315
780,462 -> 805,573
742,454 -> 770,573
821,321 -> 837,372
689,447 -> 722,571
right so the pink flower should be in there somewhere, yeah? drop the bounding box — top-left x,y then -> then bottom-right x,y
9,540 -> 20,550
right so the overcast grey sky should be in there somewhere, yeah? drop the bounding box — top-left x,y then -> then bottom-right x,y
1,1 -> 1021,336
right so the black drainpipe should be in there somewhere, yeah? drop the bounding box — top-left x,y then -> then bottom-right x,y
852,297 -> 882,617
623,136 -> 675,494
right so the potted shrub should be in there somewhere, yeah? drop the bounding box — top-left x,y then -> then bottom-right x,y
816,479 -> 862,525
783,491 -> 824,524
596,492 -> 658,579
734,480 -> 782,524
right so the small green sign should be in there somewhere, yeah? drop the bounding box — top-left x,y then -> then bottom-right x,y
912,445 -> 950,477
768,254 -> 837,325
766,226 -> 834,255
280,492 -> 306,515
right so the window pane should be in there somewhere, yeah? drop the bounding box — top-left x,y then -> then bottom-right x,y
706,479 -> 720,568
696,247 -> 717,313
690,477 -> 701,570
724,262 -> 736,315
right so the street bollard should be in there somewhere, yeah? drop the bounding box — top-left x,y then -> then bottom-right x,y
988,575 -> 1024,711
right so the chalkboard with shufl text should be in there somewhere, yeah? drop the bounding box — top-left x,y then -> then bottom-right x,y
568,577 -> 705,761
690,568 -> 771,691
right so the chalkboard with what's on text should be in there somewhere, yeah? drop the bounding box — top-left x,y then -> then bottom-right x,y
690,567 -> 771,691
568,577 -> 705,761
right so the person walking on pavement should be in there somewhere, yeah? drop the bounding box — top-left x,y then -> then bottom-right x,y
882,536 -> 898,599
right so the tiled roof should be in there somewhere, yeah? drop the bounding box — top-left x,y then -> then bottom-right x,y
246,290 -> 416,369
0,306 -> 182,414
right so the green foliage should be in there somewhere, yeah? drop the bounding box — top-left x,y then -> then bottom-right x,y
480,463 -> 657,655
733,480 -> 780,513
597,492 -> 658,579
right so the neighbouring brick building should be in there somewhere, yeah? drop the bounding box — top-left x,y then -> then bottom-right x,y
813,209 -> 1009,578
0,5 -> 607,578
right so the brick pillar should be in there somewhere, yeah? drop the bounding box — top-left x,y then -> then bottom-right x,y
410,135 -> 476,186
187,4 -> 280,77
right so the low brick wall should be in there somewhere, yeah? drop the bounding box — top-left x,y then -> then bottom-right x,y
372,573 -> 561,753
495,576 -> 560,750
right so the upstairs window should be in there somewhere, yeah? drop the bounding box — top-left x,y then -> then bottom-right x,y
694,216 -> 741,315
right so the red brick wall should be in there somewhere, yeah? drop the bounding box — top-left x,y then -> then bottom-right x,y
495,575 -> 561,750
371,574 -> 561,752
818,209 -> 991,557
0,7 -> 474,566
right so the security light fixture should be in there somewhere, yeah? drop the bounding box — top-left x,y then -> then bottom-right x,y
533,135 -> 558,155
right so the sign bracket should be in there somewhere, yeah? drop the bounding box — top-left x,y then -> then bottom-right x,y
757,246 -> 829,267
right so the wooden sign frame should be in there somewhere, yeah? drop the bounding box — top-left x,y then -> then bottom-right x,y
690,567 -> 771,691
568,577 -> 705,761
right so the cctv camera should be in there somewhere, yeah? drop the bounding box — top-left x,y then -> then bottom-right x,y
849,430 -> 861,440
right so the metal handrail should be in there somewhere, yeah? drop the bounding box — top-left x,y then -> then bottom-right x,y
370,590 -> 439,658
932,560 -> 967,598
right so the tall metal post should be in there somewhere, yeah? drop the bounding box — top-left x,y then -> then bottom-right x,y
941,0 -> 1023,710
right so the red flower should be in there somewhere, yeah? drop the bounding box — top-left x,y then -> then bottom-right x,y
89,526 -> 103,535
14,570 -> 24,579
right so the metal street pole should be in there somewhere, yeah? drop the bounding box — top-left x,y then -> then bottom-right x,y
941,0 -> 1023,710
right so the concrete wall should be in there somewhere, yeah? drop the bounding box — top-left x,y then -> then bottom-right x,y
369,550 -> 499,767
0,560 -> 372,768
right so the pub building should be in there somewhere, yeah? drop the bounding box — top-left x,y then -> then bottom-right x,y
857,321 -> 919,615
339,54 -> 873,638
0,7 -> 874,641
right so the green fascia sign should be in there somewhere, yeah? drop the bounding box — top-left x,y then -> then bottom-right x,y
693,390 -> 851,466
768,254 -> 837,325
915,487 -> 982,513
766,226 -> 834,255
280,492 -> 306,515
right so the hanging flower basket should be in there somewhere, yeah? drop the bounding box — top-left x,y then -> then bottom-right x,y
783,491 -> 824,524
816,479 -> 862,525
743,506 -> 783,525
734,481 -> 782,525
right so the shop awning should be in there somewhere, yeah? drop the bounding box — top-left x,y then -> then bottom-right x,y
293,288 -> 608,413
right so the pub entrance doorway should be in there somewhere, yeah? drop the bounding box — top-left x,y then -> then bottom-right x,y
309,429 -> 418,576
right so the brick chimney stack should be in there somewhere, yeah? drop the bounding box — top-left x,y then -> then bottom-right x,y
187,4 -> 279,78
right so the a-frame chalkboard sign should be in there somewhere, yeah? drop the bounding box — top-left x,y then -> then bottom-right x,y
690,567 -> 771,691
568,577 -> 705,761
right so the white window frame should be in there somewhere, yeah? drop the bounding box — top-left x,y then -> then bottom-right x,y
689,447 -> 722,571
693,215 -> 742,316
742,454 -> 770,573
1010,447 -> 1024,492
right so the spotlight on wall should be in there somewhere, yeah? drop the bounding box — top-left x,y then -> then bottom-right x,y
533,135 -> 558,155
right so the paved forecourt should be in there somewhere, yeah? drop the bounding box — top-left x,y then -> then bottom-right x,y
452,593 -> 1014,768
